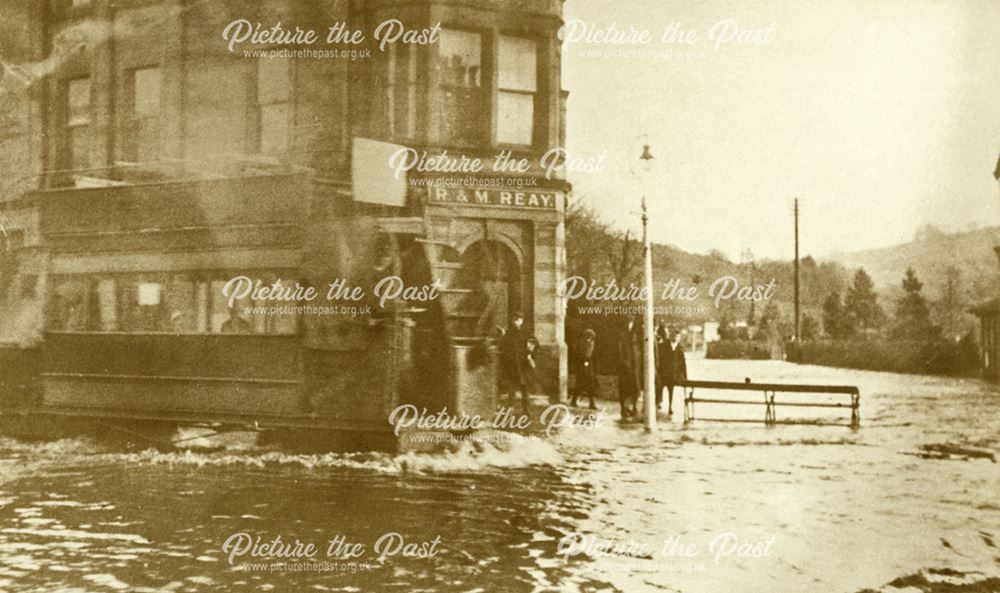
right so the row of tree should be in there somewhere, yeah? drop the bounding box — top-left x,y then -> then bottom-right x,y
821,267 -> 940,341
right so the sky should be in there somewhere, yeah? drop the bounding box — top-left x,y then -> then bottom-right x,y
561,0 -> 1000,261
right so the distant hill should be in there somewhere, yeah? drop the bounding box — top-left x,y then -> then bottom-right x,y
826,226 -> 1000,299
822,226 -> 1000,338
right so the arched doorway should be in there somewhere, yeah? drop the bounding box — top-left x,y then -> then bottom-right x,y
457,240 -> 522,338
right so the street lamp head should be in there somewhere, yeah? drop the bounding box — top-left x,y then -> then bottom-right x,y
638,144 -> 655,177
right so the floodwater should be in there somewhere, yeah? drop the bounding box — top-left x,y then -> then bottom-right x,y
0,358 -> 998,593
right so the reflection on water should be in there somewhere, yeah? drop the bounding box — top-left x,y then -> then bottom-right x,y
0,359 -> 998,593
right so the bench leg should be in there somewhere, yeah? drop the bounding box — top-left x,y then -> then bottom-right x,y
683,387 -> 693,424
764,391 -> 776,425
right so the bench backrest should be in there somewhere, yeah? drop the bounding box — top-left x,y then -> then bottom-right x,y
679,380 -> 858,395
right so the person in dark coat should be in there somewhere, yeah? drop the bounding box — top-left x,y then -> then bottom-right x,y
616,317 -> 642,418
500,311 -> 532,413
571,328 -> 599,409
654,320 -> 668,408
659,329 -> 688,415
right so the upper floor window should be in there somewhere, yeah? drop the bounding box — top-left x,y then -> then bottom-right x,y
64,77 -> 91,170
126,67 -> 160,162
386,44 -> 419,139
436,29 -> 483,145
257,59 -> 290,156
498,36 -> 537,146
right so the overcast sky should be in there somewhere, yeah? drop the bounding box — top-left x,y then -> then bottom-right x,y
561,0 -> 1000,261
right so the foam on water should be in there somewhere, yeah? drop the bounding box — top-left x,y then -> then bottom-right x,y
0,431 -> 563,475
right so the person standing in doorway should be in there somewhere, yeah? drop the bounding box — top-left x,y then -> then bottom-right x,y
571,328 -> 599,409
500,311 -> 532,414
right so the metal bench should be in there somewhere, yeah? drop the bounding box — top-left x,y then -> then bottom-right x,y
680,380 -> 860,427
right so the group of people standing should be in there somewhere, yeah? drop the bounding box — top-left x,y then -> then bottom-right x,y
571,317 -> 687,419
499,313 -> 688,420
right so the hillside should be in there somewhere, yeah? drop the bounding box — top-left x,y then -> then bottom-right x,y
829,226 -> 1000,288
826,226 -> 1000,305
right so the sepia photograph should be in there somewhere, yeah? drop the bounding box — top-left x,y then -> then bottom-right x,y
0,0 -> 998,591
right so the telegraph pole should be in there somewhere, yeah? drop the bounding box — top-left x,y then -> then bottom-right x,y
741,248 -> 755,328
794,198 -> 801,342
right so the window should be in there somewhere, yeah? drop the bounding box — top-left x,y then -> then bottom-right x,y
498,36 -> 537,145
96,278 -> 117,330
64,77 -> 91,170
386,44 -> 419,139
48,273 -> 297,335
127,67 -> 160,162
209,277 -> 296,334
49,277 -> 90,331
436,29 -> 483,144
137,282 -> 161,306
257,60 -> 290,156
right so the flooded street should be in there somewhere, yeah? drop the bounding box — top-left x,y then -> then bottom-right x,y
1,358 -> 998,593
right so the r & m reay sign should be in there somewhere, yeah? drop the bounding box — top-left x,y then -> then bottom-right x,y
430,187 -> 561,210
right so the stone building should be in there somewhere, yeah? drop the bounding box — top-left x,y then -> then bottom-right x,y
0,0 -> 570,437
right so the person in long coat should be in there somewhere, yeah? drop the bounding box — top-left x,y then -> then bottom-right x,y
659,329 -> 688,416
571,328 -> 599,409
655,321 -> 669,409
500,311 -> 531,413
616,317 -> 642,418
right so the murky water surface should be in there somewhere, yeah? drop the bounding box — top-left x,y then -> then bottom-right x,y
1,359 -> 998,593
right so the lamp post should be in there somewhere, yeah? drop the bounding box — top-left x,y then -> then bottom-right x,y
638,145 -> 657,432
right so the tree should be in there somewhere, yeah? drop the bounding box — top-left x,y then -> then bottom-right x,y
891,267 -> 939,340
800,313 -> 820,341
564,200 -> 612,280
707,249 -> 729,262
936,267 -> 964,339
914,224 -> 946,242
844,268 -> 884,333
822,291 -> 854,339
564,199 -> 640,287
717,296 -> 744,341
758,301 -> 789,336
607,229 -> 640,287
